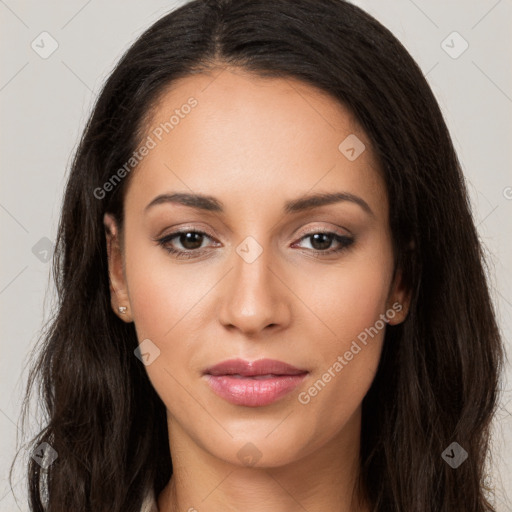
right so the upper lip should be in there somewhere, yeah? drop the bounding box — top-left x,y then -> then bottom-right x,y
203,358 -> 308,377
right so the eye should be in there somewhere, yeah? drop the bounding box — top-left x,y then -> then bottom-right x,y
156,230 -> 218,259
292,231 -> 354,256
155,228 -> 354,260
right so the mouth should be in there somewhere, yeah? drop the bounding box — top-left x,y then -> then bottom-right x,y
202,358 -> 309,407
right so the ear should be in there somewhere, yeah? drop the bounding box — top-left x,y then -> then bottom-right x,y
104,213 -> 133,322
385,267 -> 412,326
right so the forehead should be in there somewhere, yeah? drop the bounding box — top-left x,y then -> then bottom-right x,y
125,68 -> 387,218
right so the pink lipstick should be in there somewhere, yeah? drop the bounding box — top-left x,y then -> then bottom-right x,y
202,358 -> 309,407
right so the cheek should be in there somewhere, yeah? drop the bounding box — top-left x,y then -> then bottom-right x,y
124,235 -> 211,340
124,248 -> 208,412
290,244 -> 393,443
295,292 -> 388,452
300,248 -> 394,345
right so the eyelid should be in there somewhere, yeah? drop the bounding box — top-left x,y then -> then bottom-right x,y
156,224 -> 218,241
156,222 -> 351,245
295,223 -> 352,238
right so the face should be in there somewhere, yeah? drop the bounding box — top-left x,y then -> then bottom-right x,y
105,67 -> 409,469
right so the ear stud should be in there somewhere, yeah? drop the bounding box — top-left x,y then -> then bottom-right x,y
118,306 -> 127,314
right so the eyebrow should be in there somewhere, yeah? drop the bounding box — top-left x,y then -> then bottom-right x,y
144,191 -> 374,217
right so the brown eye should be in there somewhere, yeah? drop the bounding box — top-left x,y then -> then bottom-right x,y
176,232 -> 205,250
156,230 -> 217,259
293,231 -> 354,256
309,233 -> 335,251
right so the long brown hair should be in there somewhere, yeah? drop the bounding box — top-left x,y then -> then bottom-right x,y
13,0 -> 504,510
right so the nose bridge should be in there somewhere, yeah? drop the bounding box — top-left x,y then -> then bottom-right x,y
218,235 -> 288,334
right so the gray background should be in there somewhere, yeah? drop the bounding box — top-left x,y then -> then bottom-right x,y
1,0 -> 511,510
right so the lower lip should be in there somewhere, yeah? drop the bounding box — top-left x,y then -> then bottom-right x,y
203,373 -> 308,407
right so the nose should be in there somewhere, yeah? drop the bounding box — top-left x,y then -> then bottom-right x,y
217,245 -> 291,336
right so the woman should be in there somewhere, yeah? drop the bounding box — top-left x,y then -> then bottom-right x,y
15,0 -> 504,510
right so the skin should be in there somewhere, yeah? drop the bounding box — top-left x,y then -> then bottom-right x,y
105,66 -> 410,512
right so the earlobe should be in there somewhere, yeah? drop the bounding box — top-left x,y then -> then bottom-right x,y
104,213 -> 133,322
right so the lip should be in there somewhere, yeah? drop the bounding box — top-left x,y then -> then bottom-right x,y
203,358 -> 308,377
202,358 -> 309,407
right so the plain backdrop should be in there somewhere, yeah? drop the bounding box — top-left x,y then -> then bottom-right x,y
1,0 -> 511,510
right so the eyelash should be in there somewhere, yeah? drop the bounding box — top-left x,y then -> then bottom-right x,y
155,229 -> 354,260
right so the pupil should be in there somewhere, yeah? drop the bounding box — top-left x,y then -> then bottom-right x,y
311,233 -> 332,250
181,232 -> 203,250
